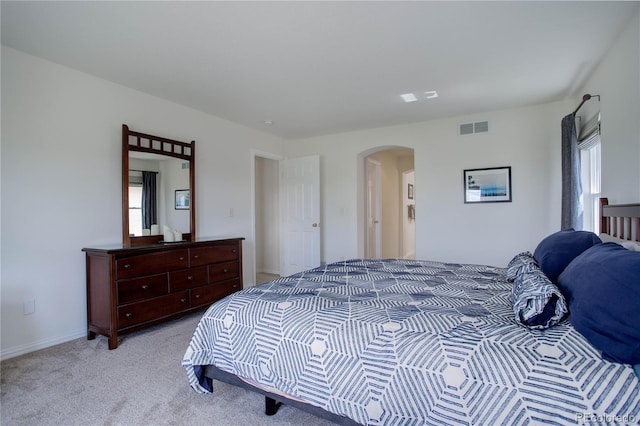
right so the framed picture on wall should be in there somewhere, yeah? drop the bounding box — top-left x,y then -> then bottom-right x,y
175,189 -> 190,210
408,183 -> 414,200
464,166 -> 512,203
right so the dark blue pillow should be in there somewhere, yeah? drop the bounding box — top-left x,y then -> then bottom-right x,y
533,229 -> 601,283
558,243 -> 640,365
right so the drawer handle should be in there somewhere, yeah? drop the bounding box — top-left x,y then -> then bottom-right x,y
187,276 -> 194,281
232,249 -> 237,253
179,256 -> 185,261
141,285 -> 149,290
125,313 -> 133,318
223,269 -> 229,273
124,264 -> 132,269
232,284 -> 238,289
194,294 -> 201,299
194,255 -> 199,259
180,298 -> 187,303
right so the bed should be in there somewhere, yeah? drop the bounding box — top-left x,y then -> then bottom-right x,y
182,198 -> 640,425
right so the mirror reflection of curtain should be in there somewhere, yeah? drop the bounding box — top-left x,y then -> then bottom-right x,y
142,171 -> 157,230
561,113 -> 583,230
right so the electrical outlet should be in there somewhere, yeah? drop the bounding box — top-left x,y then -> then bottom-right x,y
24,299 -> 35,315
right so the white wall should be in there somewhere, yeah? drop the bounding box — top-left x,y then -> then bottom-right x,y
284,102 -> 568,268
0,46 -> 284,359
574,11 -> 640,204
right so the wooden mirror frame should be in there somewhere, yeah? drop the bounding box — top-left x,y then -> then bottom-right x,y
122,124 -> 196,247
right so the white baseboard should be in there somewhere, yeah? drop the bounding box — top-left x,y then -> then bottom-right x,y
257,268 -> 280,275
0,329 -> 86,361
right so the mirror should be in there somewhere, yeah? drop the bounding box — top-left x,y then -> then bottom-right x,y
122,124 -> 196,247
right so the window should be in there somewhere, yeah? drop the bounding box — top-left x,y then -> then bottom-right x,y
578,113 -> 601,233
129,184 -> 143,236
580,142 -> 601,232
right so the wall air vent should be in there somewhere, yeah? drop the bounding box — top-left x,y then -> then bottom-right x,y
459,120 -> 489,136
459,123 -> 474,135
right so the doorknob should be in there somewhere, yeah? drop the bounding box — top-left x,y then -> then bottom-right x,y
312,223 -> 319,227
373,220 -> 380,224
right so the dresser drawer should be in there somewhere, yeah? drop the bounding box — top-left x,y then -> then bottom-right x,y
117,274 -> 168,304
118,291 -> 189,328
209,261 -> 240,283
190,245 -> 239,267
116,249 -> 189,279
191,279 -> 241,308
169,266 -> 207,292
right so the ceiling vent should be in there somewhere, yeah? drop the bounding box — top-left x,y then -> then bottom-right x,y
459,120 -> 489,136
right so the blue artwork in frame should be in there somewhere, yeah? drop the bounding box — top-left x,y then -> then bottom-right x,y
464,166 -> 512,203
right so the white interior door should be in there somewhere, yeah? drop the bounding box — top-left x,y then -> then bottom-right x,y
366,158 -> 382,258
280,155 -> 321,276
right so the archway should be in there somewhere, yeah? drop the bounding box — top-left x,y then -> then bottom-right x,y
356,146 -> 415,259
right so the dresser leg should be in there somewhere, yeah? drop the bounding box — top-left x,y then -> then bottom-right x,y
108,335 -> 118,350
87,330 -> 96,340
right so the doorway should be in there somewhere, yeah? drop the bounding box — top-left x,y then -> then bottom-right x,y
253,153 -> 281,285
402,169 -> 416,259
366,158 -> 382,258
361,147 -> 415,259
252,152 -> 322,285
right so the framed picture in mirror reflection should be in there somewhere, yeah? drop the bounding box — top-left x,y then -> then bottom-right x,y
175,189 -> 190,210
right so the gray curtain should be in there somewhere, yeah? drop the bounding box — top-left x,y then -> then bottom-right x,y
561,114 -> 582,230
142,171 -> 157,230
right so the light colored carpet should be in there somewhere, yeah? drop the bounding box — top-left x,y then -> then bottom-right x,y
1,312 -> 335,426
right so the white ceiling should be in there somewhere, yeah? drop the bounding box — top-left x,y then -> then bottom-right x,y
2,1 -> 638,140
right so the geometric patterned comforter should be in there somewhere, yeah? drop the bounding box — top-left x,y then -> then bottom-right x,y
182,259 -> 640,425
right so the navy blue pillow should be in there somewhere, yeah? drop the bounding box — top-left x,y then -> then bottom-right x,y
533,229 -> 601,283
558,243 -> 640,365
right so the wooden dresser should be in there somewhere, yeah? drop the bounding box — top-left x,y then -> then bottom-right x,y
83,237 -> 243,349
